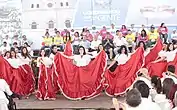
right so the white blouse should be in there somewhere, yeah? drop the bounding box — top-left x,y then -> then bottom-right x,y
19,56 -> 31,65
7,58 -> 20,68
165,50 -> 177,62
114,54 -> 129,65
37,57 -> 52,67
73,55 -> 92,67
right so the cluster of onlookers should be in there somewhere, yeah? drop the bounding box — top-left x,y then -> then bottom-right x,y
113,65 -> 177,110
42,23 -> 177,60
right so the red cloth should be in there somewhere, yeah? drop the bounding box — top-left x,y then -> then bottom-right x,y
54,51 -> 106,100
63,41 -> 72,56
104,48 -> 144,96
158,27 -> 168,34
147,61 -> 168,77
0,56 -> 13,85
10,65 -> 35,96
143,38 -> 163,67
36,64 -> 56,100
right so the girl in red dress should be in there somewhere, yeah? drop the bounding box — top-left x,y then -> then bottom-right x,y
36,49 -> 56,100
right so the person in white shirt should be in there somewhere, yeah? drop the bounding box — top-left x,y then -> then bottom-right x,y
0,79 -> 13,110
61,46 -> 95,67
108,45 -> 130,72
49,45 -> 58,61
162,65 -> 177,84
138,24 -> 149,34
133,80 -> 161,110
90,36 -> 101,51
130,24 -> 138,39
113,30 -> 128,54
171,29 -> 177,44
0,42 -> 10,55
109,23 -> 116,37
3,35 -> 11,46
12,35 -> 21,47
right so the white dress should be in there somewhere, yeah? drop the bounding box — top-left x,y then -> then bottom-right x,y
19,56 -> 31,65
165,50 -> 177,62
7,58 -> 20,68
114,54 -> 130,65
73,55 -> 92,67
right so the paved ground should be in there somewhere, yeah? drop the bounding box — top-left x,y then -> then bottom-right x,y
15,93 -> 125,110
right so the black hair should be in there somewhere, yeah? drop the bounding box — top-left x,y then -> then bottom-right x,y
50,45 -> 58,55
141,29 -> 147,37
167,65 -> 175,73
4,51 -> 10,58
10,49 -> 17,58
39,49 -> 48,57
24,42 -> 30,47
118,45 -> 128,56
78,46 -> 86,55
65,32 -> 71,41
133,81 -> 150,98
21,46 -> 31,59
151,75 -> 162,94
167,43 -> 175,52
116,30 -> 120,33
97,44 -> 103,53
163,78 -> 175,98
137,41 -> 147,50
126,88 -> 142,107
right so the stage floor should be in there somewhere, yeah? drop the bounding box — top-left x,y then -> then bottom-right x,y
15,93 -> 124,110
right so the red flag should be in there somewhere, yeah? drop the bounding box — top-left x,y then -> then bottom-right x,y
143,38 -> 163,67
64,41 -> 72,56
104,48 -> 144,96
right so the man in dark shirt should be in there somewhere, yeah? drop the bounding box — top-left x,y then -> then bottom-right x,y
102,32 -> 114,60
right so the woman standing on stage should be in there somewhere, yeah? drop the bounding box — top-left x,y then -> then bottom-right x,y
36,49 -> 56,100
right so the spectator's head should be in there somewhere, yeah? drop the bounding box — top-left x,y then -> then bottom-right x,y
167,65 -> 175,74
111,23 -> 115,28
160,23 -> 165,27
13,42 -> 18,48
121,25 -> 126,29
142,24 -> 145,28
56,31 -> 60,36
78,46 -> 86,55
106,32 -> 110,39
118,45 -> 128,56
141,29 -> 147,37
127,30 -> 132,35
3,41 -> 7,47
116,30 -> 120,35
14,35 -> 18,40
133,80 -> 150,98
150,25 -> 155,32
22,35 -> 27,40
4,51 -> 10,59
168,84 -> 177,106
151,75 -> 162,94
51,45 -> 58,55
173,29 -> 176,34
24,42 -> 30,47
39,49 -> 47,57
10,49 -> 17,59
167,43 -> 175,52
97,44 -> 104,53
126,88 -> 142,107
131,24 -> 135,28
5,35 -> 9,39
45,32 -> 49,37
137,41 -> 146,50
163,78 -> 175,98
74,32 -> 79,37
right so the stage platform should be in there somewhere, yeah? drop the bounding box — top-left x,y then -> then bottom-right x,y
15,93 -> 124,110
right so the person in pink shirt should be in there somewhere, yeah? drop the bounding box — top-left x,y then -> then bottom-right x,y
120,25 -> 128,37
81,28 -> 87,37
100,26 -> 107,39
61,29 -> 68,37
137,29 -> 148,44
86,30 -> 93,42
158,23 -> 168,43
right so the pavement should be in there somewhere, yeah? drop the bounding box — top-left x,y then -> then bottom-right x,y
15,93 -> 125,110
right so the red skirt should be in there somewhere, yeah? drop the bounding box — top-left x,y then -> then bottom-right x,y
36,65 -> 56,100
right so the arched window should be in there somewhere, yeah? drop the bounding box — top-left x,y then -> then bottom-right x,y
31,22 -> 37,29
60,2 -> 63,7
48,20 -> 54,29
66,2 -> 69,6
37,4 -> 39,8
31,4 -> 34,8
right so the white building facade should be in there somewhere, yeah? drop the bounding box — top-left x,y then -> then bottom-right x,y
21,0 -> 77,49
